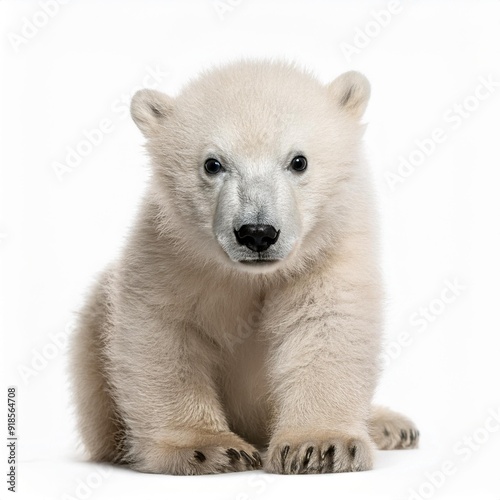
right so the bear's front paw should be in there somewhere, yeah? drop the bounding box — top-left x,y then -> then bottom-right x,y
131,433 -> 262,475
265,432 -> 373,474
186,443 -> 262,474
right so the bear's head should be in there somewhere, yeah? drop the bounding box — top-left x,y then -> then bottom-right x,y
131,61 -> 371,275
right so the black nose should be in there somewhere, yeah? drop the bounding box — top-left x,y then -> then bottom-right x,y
234,224 -> 280,253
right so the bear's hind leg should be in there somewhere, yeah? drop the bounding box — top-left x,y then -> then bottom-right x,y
369,405 -> 420,450
70,271 -> 126,463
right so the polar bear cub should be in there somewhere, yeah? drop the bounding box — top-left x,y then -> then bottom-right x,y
70,60 -> 419,475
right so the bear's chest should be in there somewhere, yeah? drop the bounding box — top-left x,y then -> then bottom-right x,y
190,280 -> 266,348
220,334 -> 271,447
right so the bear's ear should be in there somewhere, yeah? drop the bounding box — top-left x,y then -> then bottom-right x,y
130,89 -> 174,136
327,71 -> 370,119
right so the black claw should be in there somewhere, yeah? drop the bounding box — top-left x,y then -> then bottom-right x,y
321,444 -> 335,461
252,451 -> 262,467
321,445 -> 335,472
303,446 -> 314,466
410,429 -> 420,444
226,448 -> 241,461
400,430 -> 408,441
299,446 -> 314,473
240,450 -> 255,467
349,445 -> 357,459
194,450 -> 206,462
280,445 -> 290,471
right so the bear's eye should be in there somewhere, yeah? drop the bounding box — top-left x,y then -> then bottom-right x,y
290,155 -> 307,172
204,158 -> 223,175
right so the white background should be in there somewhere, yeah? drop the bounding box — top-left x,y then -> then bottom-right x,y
1,1 -> 500,499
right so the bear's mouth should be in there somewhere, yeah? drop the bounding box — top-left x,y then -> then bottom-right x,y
238,259 -> 280,265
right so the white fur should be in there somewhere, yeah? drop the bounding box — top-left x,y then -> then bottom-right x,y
70,60 -> 418,475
